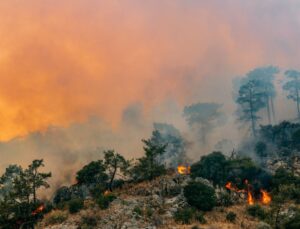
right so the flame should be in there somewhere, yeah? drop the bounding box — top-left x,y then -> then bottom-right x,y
31,204 -> 45,216
177,165 -> 191,175
247,191 -> 254,205
225,181 -> 245,193
260,189 -> 271,205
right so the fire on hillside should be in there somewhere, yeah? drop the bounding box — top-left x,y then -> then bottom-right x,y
225,180 -> 271,205
177,165 -> 191,175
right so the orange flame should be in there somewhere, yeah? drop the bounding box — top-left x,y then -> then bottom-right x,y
177,165 -> 191,175
260,189 -> 271,205
247,191 -> 254,205
32,204 -> 45,216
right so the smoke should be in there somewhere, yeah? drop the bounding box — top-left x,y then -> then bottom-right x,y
1,1 -> 300,192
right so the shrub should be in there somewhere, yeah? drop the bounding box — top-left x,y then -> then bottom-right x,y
194,211 -> 206,224
68,198 -> 84,214
247,205 -> 267,220
226,211 -> 237,222
44,210 -> 68,225
133,206 -> 143,216
81,215 -> 98,227
174,207 -> 195,224
184,181 -> 217,211
97,194 -> 116,210
217,192 -> 233,207
284,211 -> 300,229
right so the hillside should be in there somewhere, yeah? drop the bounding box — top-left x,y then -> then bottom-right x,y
37,173 -> 269,229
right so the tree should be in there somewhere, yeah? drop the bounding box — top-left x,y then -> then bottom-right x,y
0,160 -> 51,228
103,150 -> 130,191
152,123 -> 187,167
26,159 -> 51,204
191,152 -> 228,187
183,103 -> 225,145
184,181 -> 217,211
76,160 -> 108,186
255,141 -> 268,158
236,80 -> 266,137
283,70 -> 300,119
247,66 -> 279,124
131,135 -> 167,181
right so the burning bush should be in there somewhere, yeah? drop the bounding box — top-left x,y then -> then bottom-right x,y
184,181 -> 217,211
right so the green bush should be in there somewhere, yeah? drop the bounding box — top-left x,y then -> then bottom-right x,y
247,205 -> 267,220
226,211 -> 236,222
184,181 -> 217,211
174,207 -> 195,224
217,192 -> 233,207
44,210 -> 68,225
194,211 -> 206,224
284,211 -> 300,229
81,215 -> 98,227
97,194 -> 116,210
133,206 -> 143,216
68,198 -> 84,214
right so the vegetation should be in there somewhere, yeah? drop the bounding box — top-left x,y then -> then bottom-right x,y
130,134 -> 167,181
184,181 -> 217,211
0,160 -> 51,228
103,150 -> 130,191
184,102 -> 225,144
43,210 -> 68,226
226,211 -> 237,222
68,198 -> 84,214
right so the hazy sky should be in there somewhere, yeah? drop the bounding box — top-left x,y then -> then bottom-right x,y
0,0 -> 299,140
1,1 -> 300,183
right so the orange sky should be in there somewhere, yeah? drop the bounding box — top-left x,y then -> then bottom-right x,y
0,0 -> 299,141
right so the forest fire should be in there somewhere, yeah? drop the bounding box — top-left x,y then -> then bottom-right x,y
177,165 -> 191,175
225,181 -> 271,205
31,204 -> 45,216
261,189 -> 271,204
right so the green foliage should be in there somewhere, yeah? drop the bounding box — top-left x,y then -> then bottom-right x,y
284,211 -> 300,229
133,206 -> 143,216
103,150 -> 130,191
184,181 -> 216,211
283,70 -> 300,119
68,198 -> 84,214
191,151 -> 228,186
217,192 -> 233,207
174,207 -> 206,225
130,135 -> 167,182
255,141 -> 268,158
76,160 -> 108,186
96,193 -> 116,209
247,205 -> 267,220
183,102 -> 225,144
194,211 -> 206,224
174,207 -> 195,224
0,160 -> 51,228
44,210 -> 68,225
81,215 -> 98,227
226,211 -> 237,222
236,80 -> 266,136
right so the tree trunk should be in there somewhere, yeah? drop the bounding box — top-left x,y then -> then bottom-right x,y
109,160 -> 117,191
266,94 -> 271,125
249,89 -> 256,137
270,97 -> 276,124
297,88 -> 300,120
